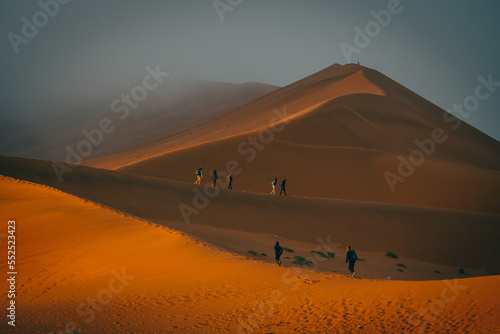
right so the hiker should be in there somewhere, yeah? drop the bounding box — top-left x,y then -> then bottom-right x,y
280,179 -> 287,196
212,170 -> 219,187
271,178 -> 277,195
195,167 -> 203,185
345,246 -> 358,277
227,173 -> 233,190
274,241 -> 283,266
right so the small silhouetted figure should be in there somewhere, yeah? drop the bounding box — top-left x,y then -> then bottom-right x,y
195,167 -> 203,185
357,62 -> 360,65
280,179 -> 287,196
212,170 -> 219,187
271,178 -> 277,195
346,246 -> 358,277
275,241 -> 283,266
227,173 -> 233,189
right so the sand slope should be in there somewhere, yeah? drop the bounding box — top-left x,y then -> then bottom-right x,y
1,176 -> 499,333
83,79 -> 279,169
116,64 -> 500,215
91,64 -> 382,169
1,156 -> 499,272
2,79 -> 278,165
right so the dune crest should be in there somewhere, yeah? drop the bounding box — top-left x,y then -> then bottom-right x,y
88,64 -> 384,169
114,64 -> 500,215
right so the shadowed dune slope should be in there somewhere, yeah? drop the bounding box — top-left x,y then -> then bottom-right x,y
1,176 -> 500,333
88,64 -> 384,169
116,64 -> 500,215
1,155 -> 499,270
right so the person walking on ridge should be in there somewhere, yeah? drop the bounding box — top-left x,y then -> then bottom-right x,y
280,179 -> 287,196
271,178 -> 277,195
227,173 -> 233,190
346,246 -> 358,277
195,167 -> 203,185
212,170 -> 219,187
275,241 -> 283,266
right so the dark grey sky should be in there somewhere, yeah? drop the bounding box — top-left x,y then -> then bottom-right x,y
1,0 -> 499,142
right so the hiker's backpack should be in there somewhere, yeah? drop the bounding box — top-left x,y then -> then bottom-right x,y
352,250 -> 358,261
196,169 -> 201,176
272,180 -> 276,186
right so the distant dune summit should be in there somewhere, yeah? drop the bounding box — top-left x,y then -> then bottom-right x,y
117,64 -> 500,215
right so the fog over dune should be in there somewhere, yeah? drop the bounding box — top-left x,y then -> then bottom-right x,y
1,1 -> 500,157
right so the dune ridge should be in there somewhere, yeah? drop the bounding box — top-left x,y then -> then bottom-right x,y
87,64 -> 384,169
114,64 -> 500,215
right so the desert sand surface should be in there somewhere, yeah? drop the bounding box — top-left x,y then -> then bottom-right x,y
1,176 -> 499,333
1,155 -> 499,275
114,64 -> 500,215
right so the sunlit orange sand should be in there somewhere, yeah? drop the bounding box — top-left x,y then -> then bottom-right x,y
1,177 -> 499,333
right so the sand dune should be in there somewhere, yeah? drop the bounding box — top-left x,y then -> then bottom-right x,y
1,176 -> 499,333
88,64 -> 383,169
115,65 -> 500,215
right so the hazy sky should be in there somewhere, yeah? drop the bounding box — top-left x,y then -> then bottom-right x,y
1,0 -> 499,143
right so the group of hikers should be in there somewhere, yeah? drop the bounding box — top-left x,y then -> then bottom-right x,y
195,167 -> 233,189
271,178 -> 287,196
196,167 -> 359,276
194,167 -> 286,195
195,167 -> 233,188
274,241 -> 358,277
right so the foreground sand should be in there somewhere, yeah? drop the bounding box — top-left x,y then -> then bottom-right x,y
1,177 -> 498,333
